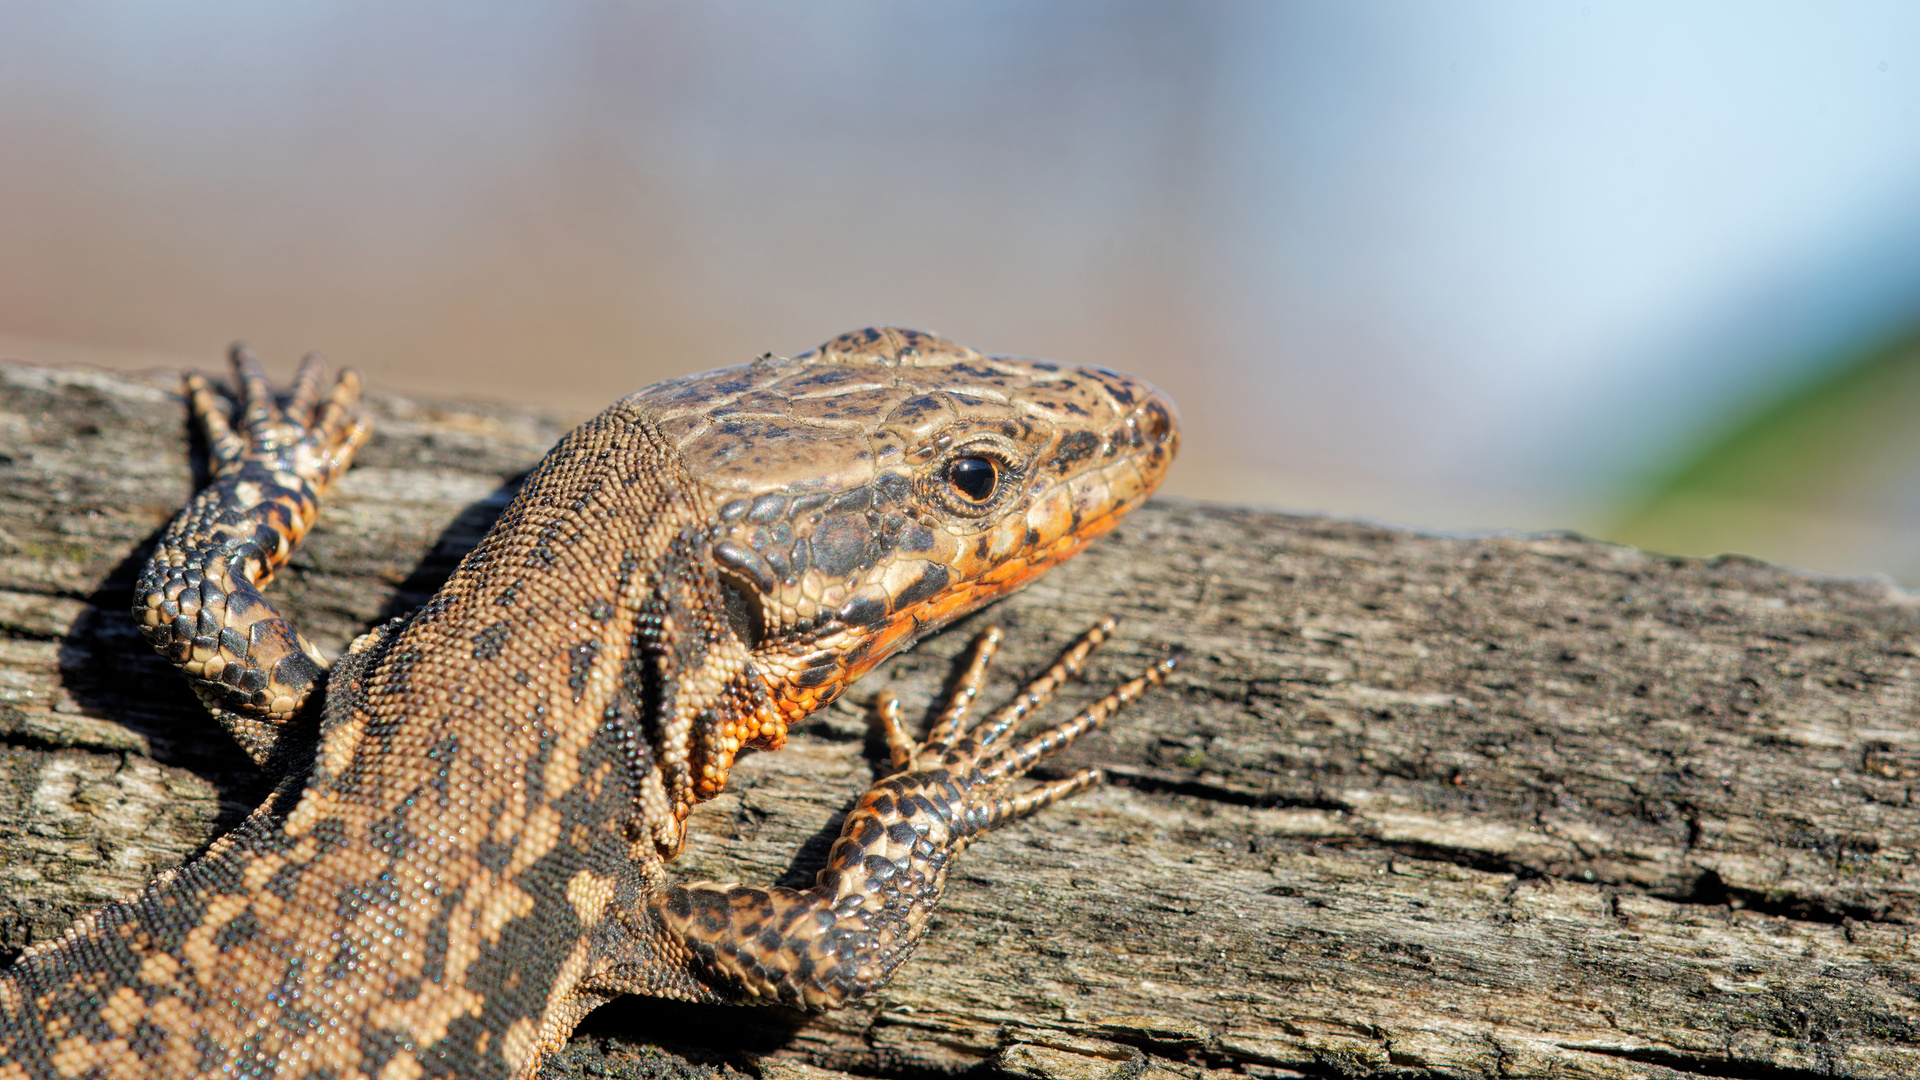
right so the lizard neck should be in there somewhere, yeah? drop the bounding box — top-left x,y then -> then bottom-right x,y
301,403 -> 726,864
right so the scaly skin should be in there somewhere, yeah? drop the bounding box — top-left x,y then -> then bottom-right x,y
0,327 -> 1179,1079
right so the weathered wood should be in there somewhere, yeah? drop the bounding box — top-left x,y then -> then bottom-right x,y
2,357 -> 1916,1080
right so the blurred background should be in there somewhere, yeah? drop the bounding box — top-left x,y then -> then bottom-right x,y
3,2 -> 1920,580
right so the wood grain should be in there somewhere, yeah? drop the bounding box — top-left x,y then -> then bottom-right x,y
2,358 -> 1915,1079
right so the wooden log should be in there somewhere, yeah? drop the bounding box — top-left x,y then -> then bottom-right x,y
1,357 -> 1915,1080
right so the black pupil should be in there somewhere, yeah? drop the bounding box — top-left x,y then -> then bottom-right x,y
948,456 -> 998,502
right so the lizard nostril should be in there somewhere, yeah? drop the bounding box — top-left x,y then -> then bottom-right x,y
1140,402 -> 1174,446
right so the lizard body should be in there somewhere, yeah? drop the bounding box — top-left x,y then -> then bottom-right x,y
0,327 -> 1178,1079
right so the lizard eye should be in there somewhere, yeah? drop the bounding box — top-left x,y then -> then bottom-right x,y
946,456 -> 999,503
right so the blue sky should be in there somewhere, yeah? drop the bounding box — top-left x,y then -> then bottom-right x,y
1209,3 -> 1920,497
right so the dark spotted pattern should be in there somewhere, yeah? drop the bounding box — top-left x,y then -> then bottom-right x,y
0,328 -> 1178,1079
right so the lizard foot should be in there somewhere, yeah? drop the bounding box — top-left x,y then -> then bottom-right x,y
187,343 -> 368,485
861,618 -> 1178,859
136,347 -> 369,763
650,621 -> 1175,1010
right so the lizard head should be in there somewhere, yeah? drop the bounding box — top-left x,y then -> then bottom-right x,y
630,327 -> 1178,826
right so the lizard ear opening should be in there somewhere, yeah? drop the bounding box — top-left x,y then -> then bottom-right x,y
718,576 -> 766,651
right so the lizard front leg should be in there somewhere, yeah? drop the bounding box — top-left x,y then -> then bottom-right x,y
637,622 -> 1176,1009
134,345 -> 368,765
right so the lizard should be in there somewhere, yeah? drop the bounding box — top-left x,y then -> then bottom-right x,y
0,326 -> 1180,1079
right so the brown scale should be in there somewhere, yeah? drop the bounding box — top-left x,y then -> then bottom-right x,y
0,327 -> 1179,1080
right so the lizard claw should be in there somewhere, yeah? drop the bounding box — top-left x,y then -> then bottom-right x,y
866,621 -> 1176,843
187,344 -> 368,487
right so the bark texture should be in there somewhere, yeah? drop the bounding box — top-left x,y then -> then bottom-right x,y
2,357 -> 1916,1080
